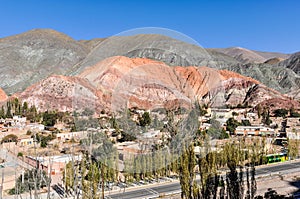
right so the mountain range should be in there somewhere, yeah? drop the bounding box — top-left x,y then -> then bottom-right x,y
10,55 -> 300,113
0,29 -> 299,112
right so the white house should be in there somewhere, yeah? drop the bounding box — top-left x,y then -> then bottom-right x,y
56,131 -> 86,142
27,123 -> 45,131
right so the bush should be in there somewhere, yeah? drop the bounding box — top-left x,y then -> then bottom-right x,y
226,118 -> 241,134
220,129 -> 229,139
8,169 -> 49,195
232,111 -> 239,116
1,134 -> 18,143
290,111 -> 300,118
138,112 -> 151,127
31,134 -> 55,148
273,109 -> 288,118
241,119 -> 251,126
42,111 -> 58,127
17,152 -> 23,157
117,132 -> 136,142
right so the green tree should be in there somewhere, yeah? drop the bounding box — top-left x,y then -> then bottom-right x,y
13,98 -> 21,115
232,111 -> 239,117
289,107 -> 300,118
17,152 -> 23,157
205,119 -> 229,139
32,134 -> 55,148
273,109 -> 288,118
26,105 -> 40,122
288,139 -> 299,160
0,106 -> 5,118
22,101 -> 28,115
226,118 -> 241,134
1,134 -> 18,143
257,104 -> 262,119
9,169 -> 49,195
179,144 -> 196,199
242,119 -> 251,126
262,109 -> 272,126
6,101 -> 12,118
139,112 -> 151,127
117,131 -> 136,142
42,111 -> 58,127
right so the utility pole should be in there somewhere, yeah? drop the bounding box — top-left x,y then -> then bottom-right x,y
0,148 -> 5,199
47,155 -> 53,199
101,164 -> 104,199
33,131 -> 38,199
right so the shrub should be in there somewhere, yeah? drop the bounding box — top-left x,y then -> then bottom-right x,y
273,109 -> 288,118
117,132 -> 136,142
26,130 -> 32,135
290,111 -> 300,118
1,134 -> 18,143
138,112 -> 151,127
241,119 -> 251,126
8,169 -> 48,195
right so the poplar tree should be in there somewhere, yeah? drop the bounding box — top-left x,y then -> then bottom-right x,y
179,144 -> 196,199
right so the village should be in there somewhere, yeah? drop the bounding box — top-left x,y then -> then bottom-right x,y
0,99 -> 299,197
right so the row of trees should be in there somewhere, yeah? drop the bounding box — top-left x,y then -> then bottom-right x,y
65,136 -> 263,198
76,130 -> 119,198
178,138 -> 261,199
0,99 -> 40,122
0,98 -> 77,129
273,108 -> 300,118
257,106 -> 300,126
9,169 -> 49,195
62,101 -> 298,198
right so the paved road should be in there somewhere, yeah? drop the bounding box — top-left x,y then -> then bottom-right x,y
2,147 -> 299,199
106,160 -> 300,199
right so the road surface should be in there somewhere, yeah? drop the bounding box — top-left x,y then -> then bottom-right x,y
105,160 -> 300,199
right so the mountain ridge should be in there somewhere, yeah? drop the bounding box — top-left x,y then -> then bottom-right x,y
0,28 -> 299,103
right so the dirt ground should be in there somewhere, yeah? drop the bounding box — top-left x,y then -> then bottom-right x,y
256,172 -> 300,197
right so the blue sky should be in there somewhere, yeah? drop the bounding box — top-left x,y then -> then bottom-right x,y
0,0 -> 299,53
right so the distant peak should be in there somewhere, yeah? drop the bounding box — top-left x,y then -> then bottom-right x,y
231,47 -> 253,52
233,47 -> 245,50
0,28 -> 76,42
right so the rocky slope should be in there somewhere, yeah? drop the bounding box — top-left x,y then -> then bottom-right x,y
14,75 -> 106,112
78,56 -> 289,110
257,98 -> 300,113
0,29 -> 298,101
0,29 -> 89,94
264,57 -> 285,65
78,56 -> 192,110
226,63 -> 300,94
278,52 -> 300,74
0,88 -> 8,102
210,47 -> 266,63
9,56 -> 296,113
72,34 -> 241,74
74,34 -> 299,94
211,47 -> 290,63
287,89 -> 300,100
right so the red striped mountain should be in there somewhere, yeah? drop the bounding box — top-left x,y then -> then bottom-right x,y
77,56 -> 293,110
0,88 -> 8,102
14,75 -> 107,112
13,56 -> 298,112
